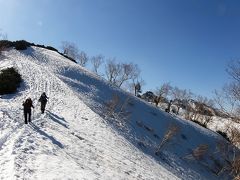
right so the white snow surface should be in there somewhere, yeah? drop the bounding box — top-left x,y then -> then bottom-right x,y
0,47 -> 233,180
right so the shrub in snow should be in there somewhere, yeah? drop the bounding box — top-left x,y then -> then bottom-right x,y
232,156 -> 240,179
0,67 -> 22,95
0,40 -> 14,51
192,120 -> 207,128
217,130 -> 230,142
14,40 -> 30,50
155,123 -> 180,155
33,44 -> 59,52
0,40 -> 77,63
202,115 -> 213,126
104,94 -> 120,118
46,46 -> 58,52
215,141 -> 240,178
104,94 -> 131,128
171,105 -> 178,114
182,144 -> 232,176
186,144 -> 208,160
141,91 -> 156,102
229,127 -> 240,148
234,175 -> 240,180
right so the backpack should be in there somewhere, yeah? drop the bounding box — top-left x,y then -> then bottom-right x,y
39,95 -> 47,103
24,98 -> 32,109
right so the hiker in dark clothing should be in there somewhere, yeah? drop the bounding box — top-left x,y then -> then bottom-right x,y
38,92 -> 48,114
165,100 -> 173,113
154,96 -> 161,107
22,98 -> 34,124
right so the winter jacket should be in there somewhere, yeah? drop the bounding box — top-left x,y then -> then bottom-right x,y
23,98 -> 34,111
39,94 -> 48,104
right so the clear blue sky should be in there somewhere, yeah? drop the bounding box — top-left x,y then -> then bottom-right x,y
1,0 -> 240,98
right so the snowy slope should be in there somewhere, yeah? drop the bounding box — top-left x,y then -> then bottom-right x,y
0,47 -> 234,179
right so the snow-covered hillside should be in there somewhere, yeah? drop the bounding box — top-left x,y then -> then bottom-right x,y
0,47 -> 236,179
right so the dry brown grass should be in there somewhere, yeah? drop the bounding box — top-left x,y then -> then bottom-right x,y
105,94 -> 120,117
184,144 -> 209,161
155,124 -> 180,154
215,140 -> 240,178
192,144 -> 209,160
234,175 -> 240,180
231,155 -> 240,178
104,94 -> 132,127
229,127 -> 240,148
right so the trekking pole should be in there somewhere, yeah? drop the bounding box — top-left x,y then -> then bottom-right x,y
23,111 -> 25,124
32,108 -> 34,122
22,102 -> 25,124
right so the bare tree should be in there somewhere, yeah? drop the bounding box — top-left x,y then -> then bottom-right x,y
171,87 -> 192,101
154,82 -> 172,106
77,51 -> 88,67
196,95 -> 215,108
226,63 -> 240,118
105,58 -> 122,84
214,84 -> 240,119
227,60 -> 240,83
105,59 -> 141,88
61,41 -> 79,60
61,41 -> 89,67
214,60 -> 240,120
91,54 -> 104,74
170,87 -> 193,114
156,82 -> 172,98
191,95 -> 215,124
117,63 -> 140,87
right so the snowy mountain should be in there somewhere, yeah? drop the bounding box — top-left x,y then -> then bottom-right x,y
0,46 -> 236,179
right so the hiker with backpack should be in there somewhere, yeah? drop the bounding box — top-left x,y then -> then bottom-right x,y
22,98 -> 34,124
38,92 -> 48,114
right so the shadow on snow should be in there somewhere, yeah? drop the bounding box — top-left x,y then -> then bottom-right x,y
29,122 -> 64,149
46,110 -> 68,129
